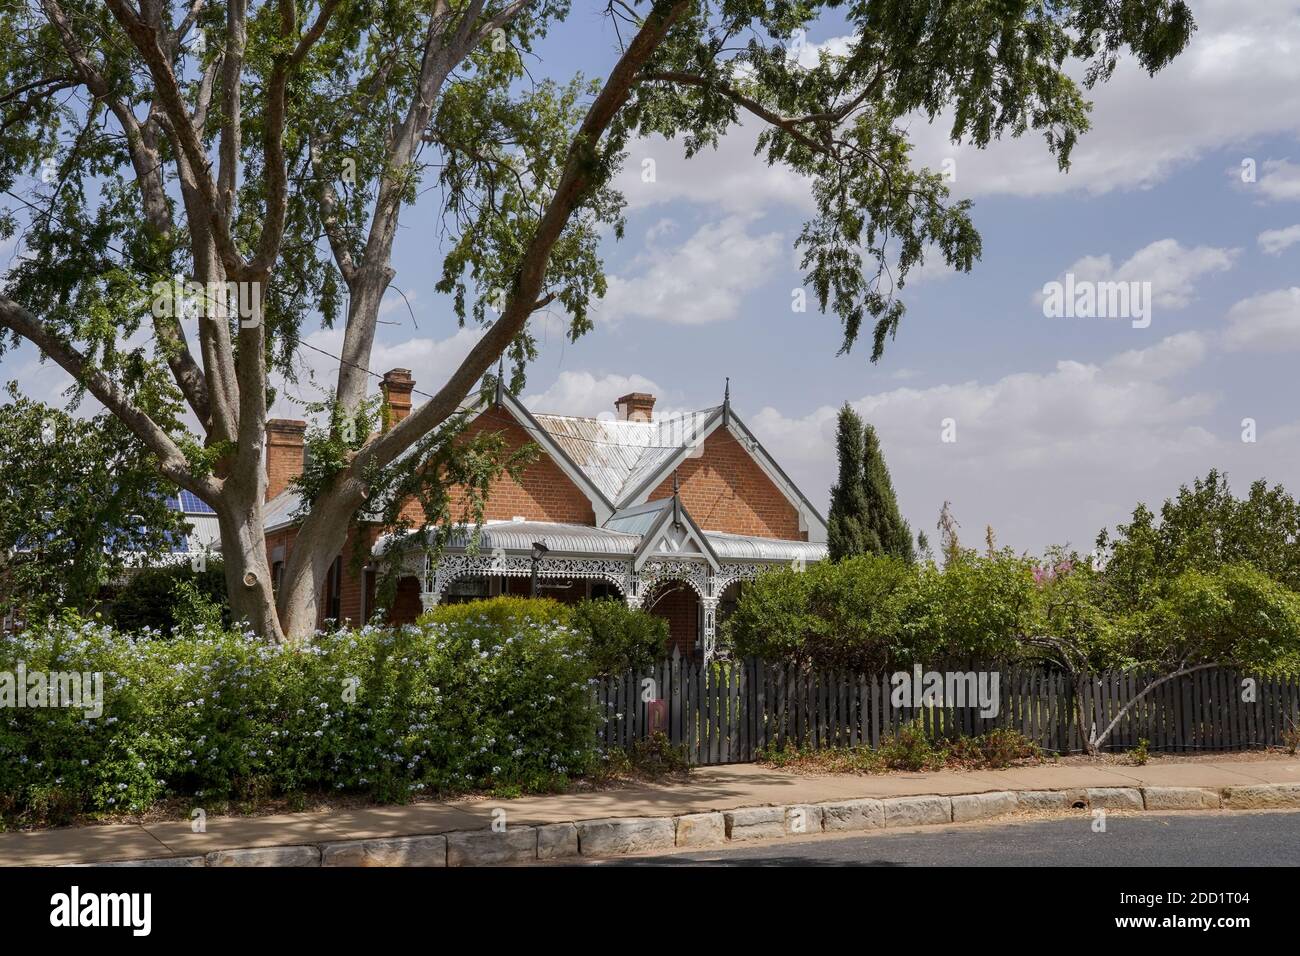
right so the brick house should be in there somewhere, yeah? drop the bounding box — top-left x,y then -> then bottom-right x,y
261,369 -> 828,658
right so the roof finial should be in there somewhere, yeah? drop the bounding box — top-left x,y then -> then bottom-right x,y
494,357 -> 505,407
722,377 -> 731,426
672,469 -> 682,529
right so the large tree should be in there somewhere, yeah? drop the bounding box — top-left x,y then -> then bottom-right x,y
1096,469 -> 1300,607
0,0 -> 1195,640
827,403 -> 874,560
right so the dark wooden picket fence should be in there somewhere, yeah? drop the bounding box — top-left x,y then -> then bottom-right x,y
593,649 -> 1300,765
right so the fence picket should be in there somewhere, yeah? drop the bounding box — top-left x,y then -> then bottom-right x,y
595,657 -> 1282,765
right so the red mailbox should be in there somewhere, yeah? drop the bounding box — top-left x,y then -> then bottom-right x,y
646,698 -> 668,736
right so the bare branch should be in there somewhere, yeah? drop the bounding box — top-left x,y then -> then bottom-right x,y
0,296 -> 217,498
309,139 -> 357,284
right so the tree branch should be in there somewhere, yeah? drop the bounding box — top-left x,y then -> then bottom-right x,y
41,0 -> 214,428
0,296 -> 217,498
357,0 -> 690,476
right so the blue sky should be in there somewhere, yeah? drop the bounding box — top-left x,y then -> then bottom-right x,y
4,0 -> 1300,556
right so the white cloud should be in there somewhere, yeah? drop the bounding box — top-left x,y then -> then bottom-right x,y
1222,287 -> 1300,351
1103,331 -> 1208,381
1256,159 -> 1300,202
614,125 -> 812,216
1258,224 -> 1300,255
614,4 -> 1300,216
522,370 -> 668,417
1039,239 -> 1238,311
746,333 -> 1300,554
901,3 -> 1300,198
598,215 -> 783,325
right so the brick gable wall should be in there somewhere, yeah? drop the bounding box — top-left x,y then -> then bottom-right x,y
413,411 -> 596,526
646,427 -> 805,540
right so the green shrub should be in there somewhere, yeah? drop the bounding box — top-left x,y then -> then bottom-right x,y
418,594 -> 571,631
727,553 -> 1032,670
946,727 -> 1042,769
569,599 -> 668,676
0,610 -> 601,825
877,722 -> 942,771
625,731 -> 689,777
110,560 -> 229,635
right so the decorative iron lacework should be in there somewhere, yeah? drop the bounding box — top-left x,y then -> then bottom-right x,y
422,552 -> 633,604
417,552 -> 787,660
419,553 -> 784,603
638,558 -> 712,600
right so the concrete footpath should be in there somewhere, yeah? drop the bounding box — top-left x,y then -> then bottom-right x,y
3,758 -> 1299,867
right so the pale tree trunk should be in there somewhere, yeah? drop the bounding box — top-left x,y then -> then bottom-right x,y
216,506 -> 285,643
275,480 -> 365,641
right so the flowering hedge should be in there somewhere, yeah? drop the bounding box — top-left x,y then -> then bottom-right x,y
0,604 -> 600,825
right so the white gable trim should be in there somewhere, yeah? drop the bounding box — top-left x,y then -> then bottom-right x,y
632,500 -> 721,572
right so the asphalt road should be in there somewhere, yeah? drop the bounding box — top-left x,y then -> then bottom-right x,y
580,810 -> 1300,866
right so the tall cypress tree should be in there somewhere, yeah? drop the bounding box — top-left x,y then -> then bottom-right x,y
862,423 -> 915,563
827,404 -> 878,560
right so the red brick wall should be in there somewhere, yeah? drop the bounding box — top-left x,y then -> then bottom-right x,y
647,428 -> 805,540
646,582 -> 698,656
434,412 -> 596,525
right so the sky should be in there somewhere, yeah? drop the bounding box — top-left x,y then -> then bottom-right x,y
3,0 -> 1300,557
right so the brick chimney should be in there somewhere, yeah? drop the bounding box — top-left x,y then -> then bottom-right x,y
381,368 -> 414,429
615,391 -> 655,422
265,419 -> 306,500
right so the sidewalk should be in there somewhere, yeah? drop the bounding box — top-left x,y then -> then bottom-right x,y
3,757 -> 1299,866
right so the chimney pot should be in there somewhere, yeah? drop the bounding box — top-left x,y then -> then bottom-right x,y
614,391 -> 656,422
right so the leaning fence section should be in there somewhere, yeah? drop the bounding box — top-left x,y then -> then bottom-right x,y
592,650 -> 1300,766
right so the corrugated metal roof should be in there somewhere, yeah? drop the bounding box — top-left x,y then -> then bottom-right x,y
704,530 -> 829,563
263,489 -> 302,533
183,514 -> 222,552
530,408 -> 718,504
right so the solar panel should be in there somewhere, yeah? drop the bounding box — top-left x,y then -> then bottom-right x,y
177,490 -> 216,514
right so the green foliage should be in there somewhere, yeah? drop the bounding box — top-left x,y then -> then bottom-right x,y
111,561 -> 229,636
418,595 -> 571,632
863,423 -> 914,562
1121,563 -> 1300,675
568,598 -> 669,677
0,612 -> 601,825
827,405 -> 913,562
1127,738 -> 1150,766
0,389 -> 188,618
897,552 -> 1036,664
422,596 -> 669,678
827,404 -> 876,560
625,731 -> 690,778
727,553 -> 1030,670
1098,469 -> 1300,601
